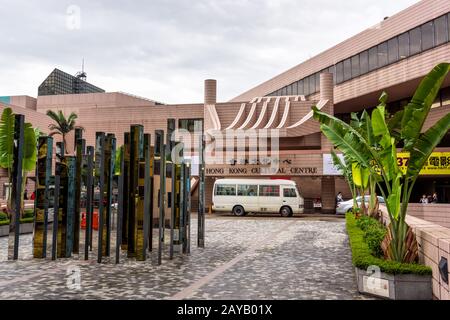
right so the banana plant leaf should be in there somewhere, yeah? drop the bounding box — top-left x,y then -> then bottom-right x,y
22,122 -> 37,172
406,112 -> 450,178
0,108 -> 15,169
401,63 -> 450,150
352,162 -> 369,189
312,106 -> 372,167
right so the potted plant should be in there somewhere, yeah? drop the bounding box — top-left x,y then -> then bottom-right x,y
313,63 -> 450,299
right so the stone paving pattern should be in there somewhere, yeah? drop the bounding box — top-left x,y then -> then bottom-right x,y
0,216 -> 371,299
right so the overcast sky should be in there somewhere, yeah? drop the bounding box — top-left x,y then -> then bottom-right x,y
0,0 -> 419,104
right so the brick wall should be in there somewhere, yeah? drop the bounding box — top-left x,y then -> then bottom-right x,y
406,204 -> 450,229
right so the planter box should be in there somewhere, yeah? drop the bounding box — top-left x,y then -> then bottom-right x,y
355,267 -> 432,300
0,222 -> 34,237
0,225 -> 8,237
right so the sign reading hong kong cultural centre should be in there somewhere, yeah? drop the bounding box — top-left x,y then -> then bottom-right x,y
205,155 -> 322,176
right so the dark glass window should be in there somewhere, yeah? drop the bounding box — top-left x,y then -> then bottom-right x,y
434,15 -> 448,46
292,82 -> 298,95
259,185 -> 280,197
336,62 -> 344,84
287,84 -> 292,95
281,86 -> 287,96
448,13 -> 450,40
178,119 -> 202,133
388,37 -> 399,64
237,185 -> 258,196
368,46 -> 378,71
328,66 -> 336,84
359,51 -> 369,74
398,32 -> 410,59
304,76 -> 310,95
421,21 -> 434,51
309,74 -> 315,94
283,188 -> 297,198
351,55 -> 360,78
409,27 -> 422,55
343,58 -> 351,81
298,80 -> 304,95
215,184 -> 236,196
377,42 -> 388,68
315,72 -> 320,92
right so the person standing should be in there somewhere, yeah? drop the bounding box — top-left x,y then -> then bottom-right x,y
420,194 -> 428,204
336,192 -> 343,207
431,192 -> 438,203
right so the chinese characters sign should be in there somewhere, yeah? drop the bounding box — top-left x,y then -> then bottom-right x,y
397,152 -> 450,175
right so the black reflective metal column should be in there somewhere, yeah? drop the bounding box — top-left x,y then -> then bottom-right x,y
55,142 -> 66,258
65,156 -> 76,258
84,146 -> 94,261
33,136 -> 53,258
96,132 -> 106,263
148,145 -> 155,252
51,175 -> 60,260
115,144 -> 125,264
121,132 -> 131,250
136,134 -> 150,261
184,160 -> 192,254
7,115 -> 25,261
195,120 -> 205,248
73,129 -> 84,254
103,134 -> 116,257
128,125 -> 143,258
155,130 -> 165,265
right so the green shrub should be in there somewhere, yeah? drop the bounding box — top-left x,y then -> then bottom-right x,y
22,209 -> 34,219
0,212 -> 8,221
0,219 -> 9,226
364,224 -> 386,258
19,217 -> 34,224
356,215 -> 379,231
346,213 -> 431,275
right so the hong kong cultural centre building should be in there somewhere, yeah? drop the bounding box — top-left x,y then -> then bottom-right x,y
1,0 -> 450,213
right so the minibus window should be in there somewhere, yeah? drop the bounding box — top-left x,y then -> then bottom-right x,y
237,185 -> 258,196
283,188 -> 297,198
215,184 -> 236,196
259,185 -> 280,197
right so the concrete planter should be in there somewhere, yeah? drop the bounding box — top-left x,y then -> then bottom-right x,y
0,222 -> 34,237
355,267 -> 432,300
0,225 -> 8,237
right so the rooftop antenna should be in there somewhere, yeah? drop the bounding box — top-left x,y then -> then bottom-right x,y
75,58 -> 87,81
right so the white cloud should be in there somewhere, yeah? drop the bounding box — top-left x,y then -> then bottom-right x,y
0,0 -> 419,103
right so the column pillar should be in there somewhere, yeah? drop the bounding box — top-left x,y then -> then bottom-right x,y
320,72 -> 335,213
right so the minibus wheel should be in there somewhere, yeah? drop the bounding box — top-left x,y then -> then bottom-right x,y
280,206 -> 292,217
232,205 -> 246,217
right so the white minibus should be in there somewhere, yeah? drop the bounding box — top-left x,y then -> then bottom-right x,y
212,178 -> 304,217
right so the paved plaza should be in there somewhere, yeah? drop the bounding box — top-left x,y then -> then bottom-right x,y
0,215 -> 370,300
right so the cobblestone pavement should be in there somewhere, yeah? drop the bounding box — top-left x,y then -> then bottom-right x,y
0,216 -> 371,300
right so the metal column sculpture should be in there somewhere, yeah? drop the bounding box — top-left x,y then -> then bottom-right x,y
33,136 -> 53,258
84,146 -> 94,260
148,145 -> 155,252
116,144 -> 124,264
96,132 -> 106,263
73,128 -> 84,254
196,120 -> 205,247
136,133 -> 150,261
103,134 -> 116,257
128,125 -> 143,258
121,132 -> 131,250
7,115 -> 25,260
51,175 -> 60,260
155,130 -> 165,265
